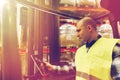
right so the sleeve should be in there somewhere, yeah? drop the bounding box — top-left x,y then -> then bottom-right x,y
52,62 -> 76,74
111,42 -> 120,80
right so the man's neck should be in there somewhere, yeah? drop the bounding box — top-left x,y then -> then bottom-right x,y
88,34 -> 99,43
86,35 -> 101,48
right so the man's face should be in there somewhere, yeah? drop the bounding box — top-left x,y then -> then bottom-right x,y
76,24 -> 90,44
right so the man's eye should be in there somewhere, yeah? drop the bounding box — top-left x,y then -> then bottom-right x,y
76,30 -> 80,32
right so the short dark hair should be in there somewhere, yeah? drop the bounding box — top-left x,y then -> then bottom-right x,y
81,17 -> 97,30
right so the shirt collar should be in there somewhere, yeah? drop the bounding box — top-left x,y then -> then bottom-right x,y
86,35 -> 101,48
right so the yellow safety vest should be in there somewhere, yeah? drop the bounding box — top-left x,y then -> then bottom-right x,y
75,38 -> 119,80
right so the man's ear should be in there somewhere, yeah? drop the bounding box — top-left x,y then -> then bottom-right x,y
87,25 -> 92,32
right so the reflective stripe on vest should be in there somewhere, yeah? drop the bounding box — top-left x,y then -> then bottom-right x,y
76,71 -> 100,80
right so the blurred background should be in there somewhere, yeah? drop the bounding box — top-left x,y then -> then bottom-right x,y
0,0 -> 120,80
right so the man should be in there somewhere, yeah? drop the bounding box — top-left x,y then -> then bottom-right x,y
44,17 -> 120,80
75,17 -> 120,80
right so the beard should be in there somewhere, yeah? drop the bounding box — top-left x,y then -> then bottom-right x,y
78,39 -> 86,47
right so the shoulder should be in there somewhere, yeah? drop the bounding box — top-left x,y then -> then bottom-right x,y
113,40 -> 120,52
113,41 -> 120,58
76,45 -> 86,52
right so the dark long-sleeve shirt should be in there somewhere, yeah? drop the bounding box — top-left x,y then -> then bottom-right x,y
111,42 -> 120,80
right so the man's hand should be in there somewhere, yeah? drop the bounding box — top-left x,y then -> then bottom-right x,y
43,62 -> 55,71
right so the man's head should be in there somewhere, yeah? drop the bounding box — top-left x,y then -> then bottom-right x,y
76,17 -> 98,44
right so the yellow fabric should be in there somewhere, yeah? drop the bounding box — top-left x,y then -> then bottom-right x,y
75,38 -> 119,80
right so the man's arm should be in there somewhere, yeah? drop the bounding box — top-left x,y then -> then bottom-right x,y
44,62 -> 76,73
111,42 -> 120,80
